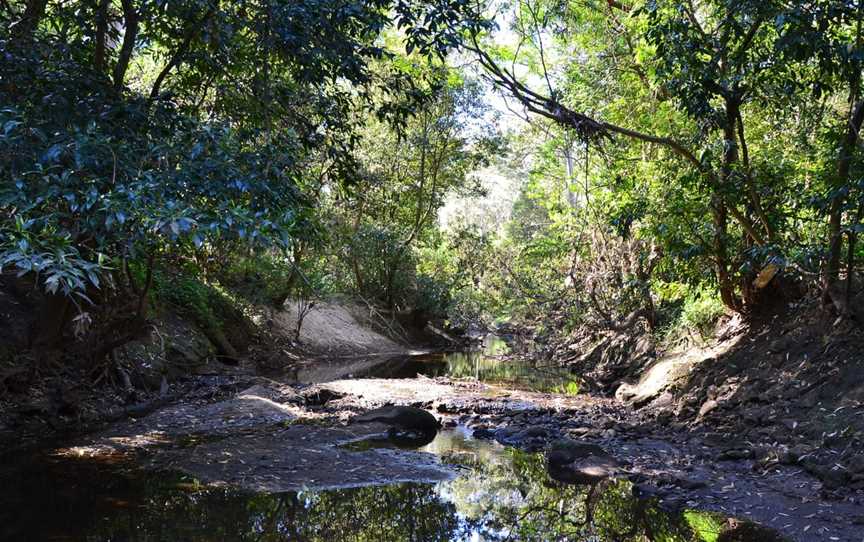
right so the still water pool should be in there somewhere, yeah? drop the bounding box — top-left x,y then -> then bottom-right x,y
360,336 -> 582,394
0,424 -> 785,541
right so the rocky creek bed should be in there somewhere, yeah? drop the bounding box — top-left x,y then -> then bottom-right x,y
0,370 -> 862,541
1,342 -> 863,541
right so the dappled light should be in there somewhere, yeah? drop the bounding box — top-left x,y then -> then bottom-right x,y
2,0 -> 863,539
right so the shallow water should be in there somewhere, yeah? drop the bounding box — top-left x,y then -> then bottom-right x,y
362,336 -> 582,394
0,426 -> 786,541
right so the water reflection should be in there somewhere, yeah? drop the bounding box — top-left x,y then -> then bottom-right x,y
0,429 -> 786,541
365,336 -> 582,394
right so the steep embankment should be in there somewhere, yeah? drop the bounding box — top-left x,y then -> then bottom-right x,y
608,304 -> 864,493
274,301 -> 403,355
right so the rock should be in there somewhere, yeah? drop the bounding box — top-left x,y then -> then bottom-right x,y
717,448 -> 753,461
777,418 -> 798,432
17,398 -> 52,417
655,411 -> 673,426
0,367 -> 31,394
656,472 -> 708,490
803,462 -> 848,489
351,405 -> 440,432
300,387 -> 342,406
471,426 -> 496,439
239,384 -> 301,404
631,482 -> 664,498
615,382 -> 638,403
846,453 -> 864,474
546,439 -> 620,484
519,426 -> 548,438
651,392 -> 675,410
717,518 -> 786,542
115,316 -> 216,389
799,391 -> 819,408
698,399 -> 719,418
658,497 -> 685,512
741,407 -> 766,424
767,335 -> 795,354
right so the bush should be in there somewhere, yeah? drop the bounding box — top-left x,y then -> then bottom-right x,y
678,287 -> 726,339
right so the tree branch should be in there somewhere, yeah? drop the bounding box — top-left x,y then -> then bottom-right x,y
149,1 -> 218,100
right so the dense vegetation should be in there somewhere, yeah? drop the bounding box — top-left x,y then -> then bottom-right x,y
1,0 -> 862,370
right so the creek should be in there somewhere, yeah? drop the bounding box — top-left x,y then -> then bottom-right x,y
0,337 -> 789,541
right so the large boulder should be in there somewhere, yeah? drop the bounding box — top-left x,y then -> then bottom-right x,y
351,405 -> 440,432
114,315 -> 216,389
546,439 -> 620,484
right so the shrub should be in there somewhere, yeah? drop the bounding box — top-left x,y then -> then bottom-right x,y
679,287 -> 726,339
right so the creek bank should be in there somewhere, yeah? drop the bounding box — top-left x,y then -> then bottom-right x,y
541,299 -> 864,498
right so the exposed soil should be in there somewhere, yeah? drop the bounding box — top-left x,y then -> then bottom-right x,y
275,301 -> 404,355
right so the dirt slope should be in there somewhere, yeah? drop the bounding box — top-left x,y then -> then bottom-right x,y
274,301 -> 404,354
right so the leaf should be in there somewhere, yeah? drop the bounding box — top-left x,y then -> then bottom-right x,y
2,120 -> 21,136
42,143 -> 64,163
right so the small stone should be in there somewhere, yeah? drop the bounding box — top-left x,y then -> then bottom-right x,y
717,448 -> 753,461
698,400 -> 719,418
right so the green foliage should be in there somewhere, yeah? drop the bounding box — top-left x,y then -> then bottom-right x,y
153,270 -> 225,333
552,380 -> 581,396
678,288 -> 727,340
0,0 -> 492,356
4,0 -> 864,361
683,511 -> 724,542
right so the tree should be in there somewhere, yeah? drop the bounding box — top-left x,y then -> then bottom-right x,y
0,0 -> 481,355
451,0 -> 826,312
776,0 -> 864,315
337,68 -> 490,310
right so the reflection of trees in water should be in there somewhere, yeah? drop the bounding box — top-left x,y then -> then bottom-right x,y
78,476 -> 460,541
84,453 -> 715,541
7,450 -> 768,541
446,449 -> 706,541
443,346 -> 577,392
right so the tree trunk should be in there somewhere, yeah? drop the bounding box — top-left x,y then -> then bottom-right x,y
824,97 -> 864,308
113,0 -> 139,90
28,293 -> 73,349
10,0 -> 48,45
712,197 -> 738,311
94,0 -> 110,74
715,99 -> 742,311
149,2 -> 217,100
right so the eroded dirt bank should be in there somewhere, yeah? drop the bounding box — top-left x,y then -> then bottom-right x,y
37,374 -> 864,542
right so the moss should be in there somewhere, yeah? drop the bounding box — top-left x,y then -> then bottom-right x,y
151,270 -> 253,344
